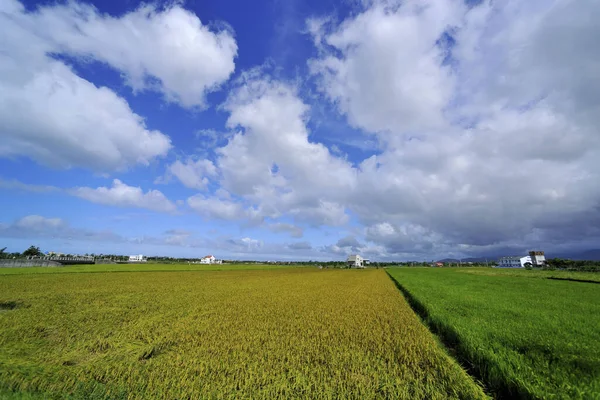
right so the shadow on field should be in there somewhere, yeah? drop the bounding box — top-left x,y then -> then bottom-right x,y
385,271 -> 533,400
547,277 -> 600,284
0,300 -> 26,310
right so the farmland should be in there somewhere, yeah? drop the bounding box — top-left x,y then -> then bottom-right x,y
455,266 -> 600,283
0,262 -> 294,276
387,268 -> 600,399
0,268 -> 485,399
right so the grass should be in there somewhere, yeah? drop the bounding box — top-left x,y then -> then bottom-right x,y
455,267 -> 600,283
0,268 -> 485,399
0,263 -> 295,275
387,267 -> 600,399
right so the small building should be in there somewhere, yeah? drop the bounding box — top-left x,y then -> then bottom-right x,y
497,250 -> 546,268
529,251 -> 546,267
347,254 -> 364,268
128,254 -> 147,262
200,255 -> 221,264
497,256 -> 532,268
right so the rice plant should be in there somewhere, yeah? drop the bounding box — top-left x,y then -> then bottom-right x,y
387,267 -> 600,399
0,269 -> 485,399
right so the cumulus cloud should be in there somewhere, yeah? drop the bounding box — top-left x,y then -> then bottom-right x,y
336,235 -> 361,249
0,0 -> 172,171
309,0 -> 464,134
178,0 -> 600,258
14,215 -> 65,231
162,159 -> 218,190
0,60 -> 172,171
5,0 -> 597,260
187,194 -> 242,220
287,241 -> 312,250
187,193 -> 263,223
300,0 -> 600,256
268,223 -> 304,238
164,229 -> 193,246
0,215 -> 122,243
217,72 -> 355,226
70,180 -> 177,213
0,215 -> 327,259
0,0 -> 237,171
11,0 -> 237,108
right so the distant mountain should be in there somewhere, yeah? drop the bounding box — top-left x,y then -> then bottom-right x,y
435,250 -> 600,264
435,258 -> 458,263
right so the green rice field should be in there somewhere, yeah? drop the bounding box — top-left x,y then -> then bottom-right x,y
0,268 -> 485,399
387,267 -> 600,399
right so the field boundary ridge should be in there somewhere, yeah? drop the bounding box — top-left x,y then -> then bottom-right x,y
385,270 -> 534,400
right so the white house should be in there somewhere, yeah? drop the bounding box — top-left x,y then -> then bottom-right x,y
497,250 -> 546,268
200,255 -> 222,264
347,254 -> 365,268
529,251 -> 546,267
497,256 -> 532,268
200,255 -> 215,264
128,254 -> 147,262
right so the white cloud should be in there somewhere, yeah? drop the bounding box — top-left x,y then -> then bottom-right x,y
298,0 -> 600,256
187,194 -> 262,223
336,235 -> 361,249
164,230 -> 192,246
309,0 -> 464,134
268,223 -> 304,238
195,129 -> 232,149
217,72 -> 355,227
174,0 -> 600,258
20,1 -> 237,108
0,60 -> 172,171
0,178 -> 59,193
0,0 -> 238,172
0,0 -> 175,171
70,179 -> 177,213
0,215 -> 123,243
287,241 -> 312,250
14,215 -> 65,231
5,0 -> 598,259
163,159 -> 218,190
178,0 -> 597,258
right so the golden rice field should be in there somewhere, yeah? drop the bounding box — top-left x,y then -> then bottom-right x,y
0,268 -> 486,399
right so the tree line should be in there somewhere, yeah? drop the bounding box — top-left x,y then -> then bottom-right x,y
543,258 -> 600,272
2,246 -> 600,271
0,245 -> 43,259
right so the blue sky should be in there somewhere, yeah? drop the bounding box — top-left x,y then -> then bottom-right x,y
1,0 -> 599,260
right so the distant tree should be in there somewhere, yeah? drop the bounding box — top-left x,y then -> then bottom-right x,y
542,260 -> 557,271
22,245 -> 43,257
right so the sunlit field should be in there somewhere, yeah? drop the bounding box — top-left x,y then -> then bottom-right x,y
0,262 -> 294,275
387,268 -> 600,399
0,268 -> 485,399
